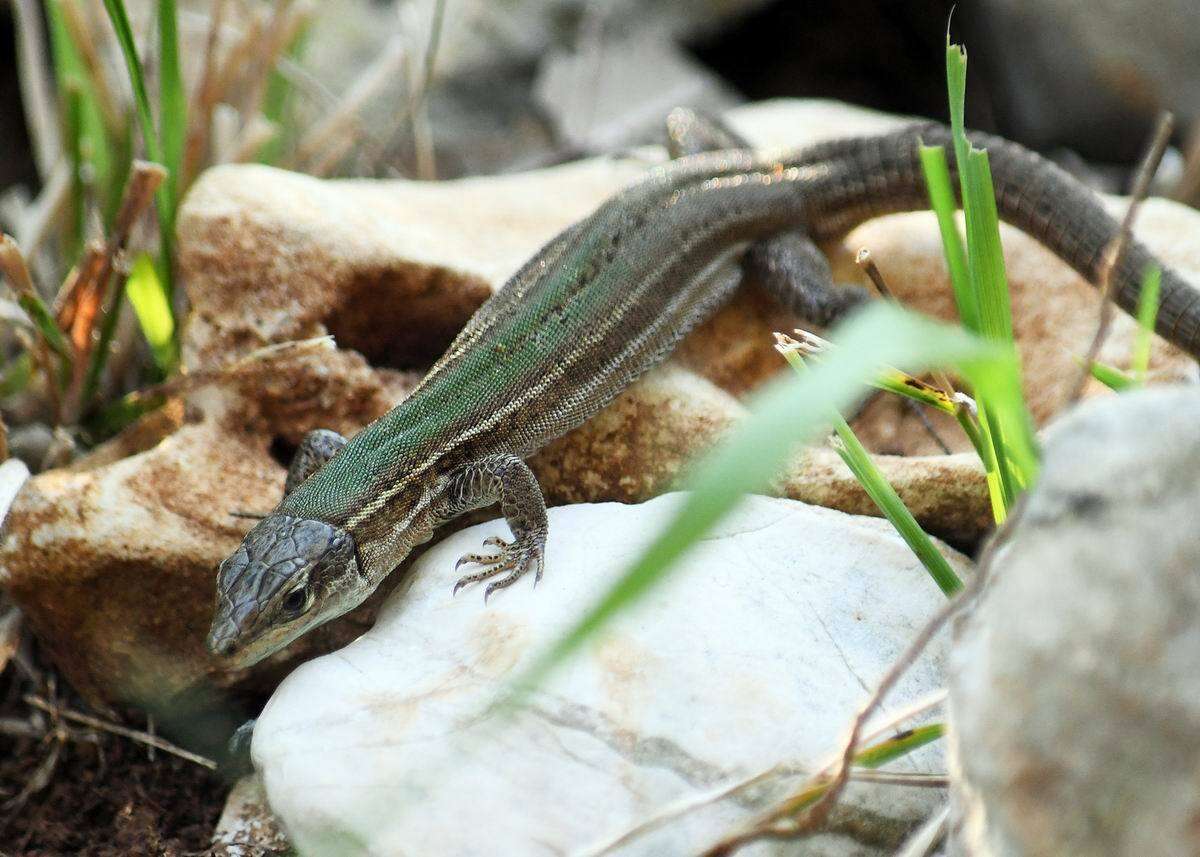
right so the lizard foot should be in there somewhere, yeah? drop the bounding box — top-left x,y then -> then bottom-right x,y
452,533 -> 545,602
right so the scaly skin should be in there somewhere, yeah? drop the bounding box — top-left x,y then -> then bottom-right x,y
206,116 -> 1200,668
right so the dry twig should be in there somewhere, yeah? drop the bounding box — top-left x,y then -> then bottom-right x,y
1069,112 -> 1174,403
408,0 -> 448,180
297,36 -> 407,176
701,501 -> 1024,856
57,161 -> 167,421
23,695 -> 218,771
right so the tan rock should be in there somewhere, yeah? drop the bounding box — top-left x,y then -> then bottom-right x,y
2,99 -> 1196,707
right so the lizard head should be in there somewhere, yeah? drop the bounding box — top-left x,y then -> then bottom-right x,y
206,514 -> 367,668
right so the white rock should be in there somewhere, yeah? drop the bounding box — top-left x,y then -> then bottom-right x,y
253,493 -> 966,856
947,385 -> 1200,856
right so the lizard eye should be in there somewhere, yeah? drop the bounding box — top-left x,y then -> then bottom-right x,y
282,587 -> 309,614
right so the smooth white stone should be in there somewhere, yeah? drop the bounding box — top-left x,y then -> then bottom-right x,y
252,493 -> 966,856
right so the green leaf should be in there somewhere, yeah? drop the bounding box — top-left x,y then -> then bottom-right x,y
101,0 -> 161,166
1132,265 -> 1162,383
498,303 -> 1002,703
962,150 -> 1014,345
157,0 -> 187,215
125,252 -> 177,372
925,36 -> 1040,522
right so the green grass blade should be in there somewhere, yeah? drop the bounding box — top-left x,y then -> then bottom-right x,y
946,39 -> 970,180
63,83 -> 86,261
919,144 -> 976,330
47,0 -> 116,225
830,416 -> 963,596
157,0 -> 186,213
1132,265 -> 1162,382
499,303 -> 1001,702
101,0 -> 160,165
101,0 -> 175,307
0,352 -> 33,398
962,151 -> 1014,344
766,723 -> 947,816
125,251 -> 177,373
82,284 -> 123,407
1090,360 -> 1136,391
778,346 -> 962,596
853,723 -> 944,768
16,294 -> 71,366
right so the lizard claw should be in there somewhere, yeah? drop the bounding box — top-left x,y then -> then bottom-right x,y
452,531 -> 545,602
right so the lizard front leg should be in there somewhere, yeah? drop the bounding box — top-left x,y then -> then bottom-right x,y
433,453 -> 548,601
284,429 -> 347,495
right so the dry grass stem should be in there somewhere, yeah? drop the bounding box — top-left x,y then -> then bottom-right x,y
298,36 -> 407,175
182,0 -> 229,185
1069,111 -> 1174,403
23,695 -> 218,770
408,0 -> 448,180
0,236 -> 39,300
702,499 -> 1024,856
855,247 -> 897,301
1174,120 -> 1200,206
894,804 -> 950,857
60,0 -> 125,136
12,0 -> 61,179
16,162 -> 72,267
585,689 -> 948,857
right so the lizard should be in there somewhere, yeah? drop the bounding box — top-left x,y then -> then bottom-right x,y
206,109 -> 1200,669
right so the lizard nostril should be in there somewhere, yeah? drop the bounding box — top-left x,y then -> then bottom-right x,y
207,631 -> 237,658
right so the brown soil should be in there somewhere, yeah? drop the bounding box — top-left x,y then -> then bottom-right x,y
0,734 -> 227,856
0,639 -> 231,857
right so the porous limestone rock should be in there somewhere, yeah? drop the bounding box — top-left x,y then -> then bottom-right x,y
253,493 -> 965,856
947,385 -> 1200,857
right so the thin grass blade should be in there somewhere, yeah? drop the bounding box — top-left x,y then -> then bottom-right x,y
47,0 -> 117,224
1132,265 -> 1162,382
829,420 -> 963,596
158,0 -> 187,206
919,145 -> 976,330
101,0 -> 176,306
1090,360 -> 1136,391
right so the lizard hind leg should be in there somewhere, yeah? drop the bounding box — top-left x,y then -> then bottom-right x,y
433,454 -> 548,602
664,107 -> 871,329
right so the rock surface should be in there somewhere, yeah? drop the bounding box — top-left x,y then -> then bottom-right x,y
254,493 -> 964,856
210,775 -> 289,857
1,98 -> 1197,708
947,385 -> 1200,856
